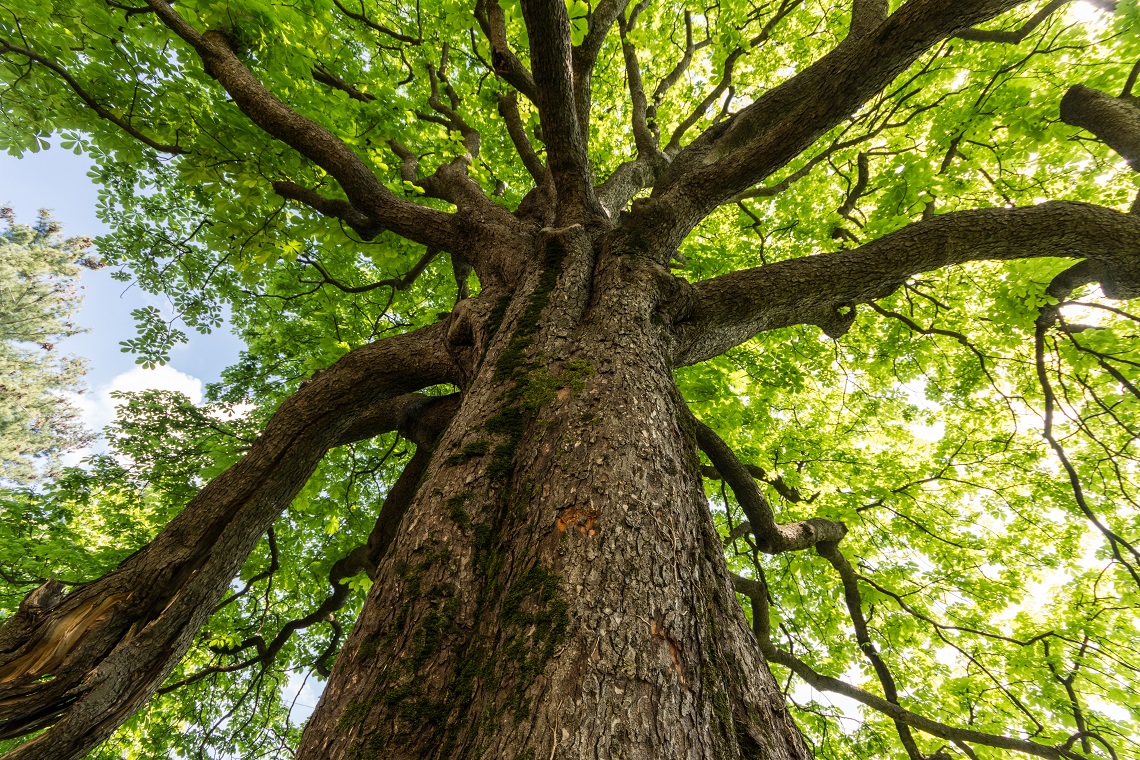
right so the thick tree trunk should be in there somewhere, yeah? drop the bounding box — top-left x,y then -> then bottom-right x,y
297,228 -> 810,759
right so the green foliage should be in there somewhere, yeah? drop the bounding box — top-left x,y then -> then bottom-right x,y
1,0 -> 1140,758
0,208 -> 96,482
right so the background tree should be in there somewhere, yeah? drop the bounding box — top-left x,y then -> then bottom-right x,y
1,1 -> 1140,760
0,208 -> 95,483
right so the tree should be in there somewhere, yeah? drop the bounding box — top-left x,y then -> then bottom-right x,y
0,0 -> 1139,758
0,208 -> 95,483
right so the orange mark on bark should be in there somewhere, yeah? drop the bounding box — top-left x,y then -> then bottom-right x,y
649,618 -> 686,685
556,506 -> 601,536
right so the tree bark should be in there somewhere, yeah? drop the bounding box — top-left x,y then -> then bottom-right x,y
296,228 -> 810,759
1061,84 -> 1140,169
0,326 -> 459,759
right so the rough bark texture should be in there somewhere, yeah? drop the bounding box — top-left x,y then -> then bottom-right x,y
6,1 -> 1138,758
1061,84 -> 1140,169
0,326 -> 460,759
296,229 -> 810,760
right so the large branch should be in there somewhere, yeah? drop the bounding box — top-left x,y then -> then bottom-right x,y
519,0 -> 601,222
1061,84 -> 1140,169
160,393 -> 461,693
954,0 -> 1069,43
594,157 -> 662,217
570,0 -> 632,140
849,0 -> 890,38
0,323 -> 459,760
141,0 -> 474,257
693,416 -> 846,554
671,201 -> 1140,367
624,0 -> 1027,256
474,0 -> 538,102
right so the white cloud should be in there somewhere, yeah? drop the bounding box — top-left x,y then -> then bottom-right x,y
63,365 -> 204,464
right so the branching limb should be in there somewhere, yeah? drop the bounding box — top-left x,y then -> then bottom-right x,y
519,0 -> 602,222
1061,84 -> 1140,169
330,0 -> 422,44
1122,59 -> 1140,99
955,0 -> 1070,44
298,247 -> 438,294
662,0 -> 803,157
572,0 -> 631,85
650,12 -> 708,112
142,0 -> 473,256
732,574 -> 1092,760
849,0 -> 889,38
571,0 -> 633,136
671,201 -> 1140,367
272,181 -> 385,240
1034,263 -> 1140,588
0,323 -> 460,760
617,13 -> 660,158
630,0 -> 1028,256
160,395 -> 460,694
692,416 -> 846,554
699,464 -> 816,504
311,62 -> 376,103
0,38 -> 184,154
497,92 -> 548,186
425,48 -> 481,162
473,0 -> 538,102
212,528 -> 279,613
814,541 -> 924,759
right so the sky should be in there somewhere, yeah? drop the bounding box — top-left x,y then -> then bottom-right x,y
0,143 -> 327,716
0,143 -> 245,449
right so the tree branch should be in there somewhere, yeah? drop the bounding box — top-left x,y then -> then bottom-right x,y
955,0 -> 1070,43
671,201 -> 1140,367
519,0 -> 601,222
651,12 -> 708,110
142,0 -> 467,255
849,0 -> 889,38
692,416 -> 846,554
733,574 -> 1091,760
814,541 -> 925,759
272,181 -> 385,240
298,247 -> 439,295
594,157 -> 663,217
1034,263 -> 1140,589
311,62 -> 376,103
161,394 -> 460,694
570,0 -> 633,139
626,0 -> 1027,257
0,322 -> 459,760
0,38 -> 184,154
497,92 -> 548,186
473,0 -> 538,102
330,0 -> 422,44
617,14 -> 659,158
1061,84 -> 1140,169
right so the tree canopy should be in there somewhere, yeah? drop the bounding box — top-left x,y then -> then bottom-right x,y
0,208 -> 95,483
1,0 -> 1140,759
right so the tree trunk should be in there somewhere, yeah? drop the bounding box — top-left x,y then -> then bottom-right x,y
297,227 -> 810,760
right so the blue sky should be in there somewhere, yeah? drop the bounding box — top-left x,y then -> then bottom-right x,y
1,144 -> 325,716
1,144 -> 245,438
